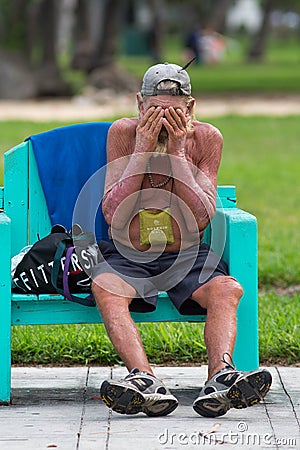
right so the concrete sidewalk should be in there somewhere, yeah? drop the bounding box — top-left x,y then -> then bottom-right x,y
0,366 -> 299,449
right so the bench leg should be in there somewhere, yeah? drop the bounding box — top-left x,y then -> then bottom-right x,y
233,289 -> 259,371
230,215 -> 259,372
0,214 -> 12,404
0,333 -> 11,405
212,208 -> 259,371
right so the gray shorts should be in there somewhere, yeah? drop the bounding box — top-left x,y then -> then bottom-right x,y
92,240 -> 228,315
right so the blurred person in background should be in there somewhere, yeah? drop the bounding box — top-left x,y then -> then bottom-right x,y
201,24 -> 226,64
184,23 -> 204,64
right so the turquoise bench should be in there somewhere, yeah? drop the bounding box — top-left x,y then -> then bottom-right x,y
0,122 -> 259,404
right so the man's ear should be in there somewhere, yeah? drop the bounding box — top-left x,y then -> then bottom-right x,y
136,92 -> 144,114
186,97 -> 195,115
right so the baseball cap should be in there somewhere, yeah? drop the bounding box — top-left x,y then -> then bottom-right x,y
141,62 -> 191,96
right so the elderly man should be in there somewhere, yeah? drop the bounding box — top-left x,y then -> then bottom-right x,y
91,62 -> 272,418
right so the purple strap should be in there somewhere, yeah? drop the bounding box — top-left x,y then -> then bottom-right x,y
63,246 -> 74,301
62,245 -> 94,304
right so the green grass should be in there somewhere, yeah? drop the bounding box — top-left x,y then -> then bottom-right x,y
121,58 -> 300,94
211,115 -> 300,287
118,35 -> 300,94
161,33 -> 300,65
11,293 -> 299,366
258,292 -> 300,365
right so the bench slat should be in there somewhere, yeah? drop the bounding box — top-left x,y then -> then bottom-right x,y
11,294 -> 206,326
28,142 -> 52,242
4,142 -> 30,256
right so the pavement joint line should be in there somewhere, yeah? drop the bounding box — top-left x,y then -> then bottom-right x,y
104,366 -> 114,450
262,396 -> 279,450
76,367 -> 89,450
105,408 -> 112,450
276,366 -> 300,429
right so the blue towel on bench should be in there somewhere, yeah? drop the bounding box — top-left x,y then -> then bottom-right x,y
27,122 -> 111,242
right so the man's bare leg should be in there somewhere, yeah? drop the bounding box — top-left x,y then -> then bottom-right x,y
191,276 -> 244,380
93,273 -> 179,417
92,273 -> 154,375
192,275 -> 272,417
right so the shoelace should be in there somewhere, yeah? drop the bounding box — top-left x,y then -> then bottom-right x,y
125,368 -> 156,380
221,352 -> 265,401
221,352 -> 236,371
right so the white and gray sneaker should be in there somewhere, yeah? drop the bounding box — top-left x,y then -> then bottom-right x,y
100,368 -> 178,417
193,353 -> 272,418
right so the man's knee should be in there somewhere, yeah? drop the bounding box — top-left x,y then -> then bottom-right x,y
208,276 -> 244,305
91,273 -> 136,309
216,275 -> 243,295
192,275 -> 243,309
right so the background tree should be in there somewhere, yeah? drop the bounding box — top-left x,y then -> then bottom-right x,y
209,0 -> 233,33
35,0 -> 71,95
248,0 -> 274,61
0,0 -> 70,97
248,0 -> 300,61
147,0 -> 165,63
1,0 -> 299,98
72,0 -> 121,72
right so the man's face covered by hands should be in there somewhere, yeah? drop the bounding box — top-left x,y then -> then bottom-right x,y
138,94 -> 194,155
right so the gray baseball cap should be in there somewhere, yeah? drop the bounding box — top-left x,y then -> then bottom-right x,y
141,62 -> 191,96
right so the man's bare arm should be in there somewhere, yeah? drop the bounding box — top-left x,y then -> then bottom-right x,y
163,108 -> 222,231
171,151 -> 221,232
102,107 -> 164,227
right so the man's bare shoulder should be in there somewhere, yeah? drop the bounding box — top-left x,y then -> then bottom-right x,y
189,121 -> 223,168
108,117 -> 138,137
192,120 -> 223,143
107,118 -> 138,157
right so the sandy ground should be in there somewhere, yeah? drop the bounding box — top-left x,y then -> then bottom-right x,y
1,93 -> 300,121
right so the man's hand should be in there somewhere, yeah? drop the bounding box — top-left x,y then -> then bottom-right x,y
135,106 -> 164,153
163,107 -> 187,157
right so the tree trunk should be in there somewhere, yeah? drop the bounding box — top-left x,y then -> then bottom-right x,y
38,0 -> 57,65
71,0 -> 93,70
211,0 -> 233,34
35,0 -> 71,96
71,0 -> 121,71
90,0 -> 122,69
248,0 -> 273,61
148,0 -> 165,62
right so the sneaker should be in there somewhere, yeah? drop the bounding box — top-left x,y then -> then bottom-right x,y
100,368 -> 178,417
193,353 -> 272,418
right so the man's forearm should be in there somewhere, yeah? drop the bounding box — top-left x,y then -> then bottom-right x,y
102,153 -> 148,227
171,156 -> 216,231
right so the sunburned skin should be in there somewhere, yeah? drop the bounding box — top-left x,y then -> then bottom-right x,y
93,88 -> 248,388
102,94 -> 223,251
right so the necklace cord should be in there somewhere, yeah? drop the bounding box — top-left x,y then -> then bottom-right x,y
147,158 -> 172,188
139,158 -> 174,210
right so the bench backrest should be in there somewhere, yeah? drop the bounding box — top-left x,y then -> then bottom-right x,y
4,122 -> 237,257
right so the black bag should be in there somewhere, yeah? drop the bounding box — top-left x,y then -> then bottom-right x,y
12,225 -> 100,307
